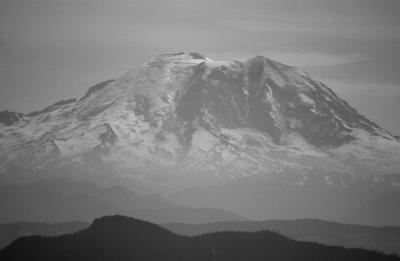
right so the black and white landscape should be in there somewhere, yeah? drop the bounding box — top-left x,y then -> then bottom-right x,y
2,215 -> 400,261
1,0 -> 400,260
1,51 -> 399,259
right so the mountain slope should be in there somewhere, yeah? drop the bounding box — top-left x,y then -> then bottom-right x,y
1,215 -> 398,261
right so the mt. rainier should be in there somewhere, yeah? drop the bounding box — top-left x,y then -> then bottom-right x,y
0,52 -> 399,192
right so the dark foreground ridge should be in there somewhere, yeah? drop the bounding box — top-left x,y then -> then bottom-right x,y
1,215 -> 399,261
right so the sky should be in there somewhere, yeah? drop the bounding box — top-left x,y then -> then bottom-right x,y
1,0 -> 399,134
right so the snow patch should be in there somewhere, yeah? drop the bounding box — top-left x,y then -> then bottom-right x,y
325,176 -> 334,186
298,93 -> 315,106
191,127 -> 219,152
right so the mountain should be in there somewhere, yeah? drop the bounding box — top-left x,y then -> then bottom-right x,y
1,52 -> 398,182
164,219 -> 400,255
0,178 -> 244,224
1,215 -> 398,261
0,52 -> 399,224
0,221 -> 88,250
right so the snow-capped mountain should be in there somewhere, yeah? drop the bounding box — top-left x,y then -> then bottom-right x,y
0,52 -> 399,190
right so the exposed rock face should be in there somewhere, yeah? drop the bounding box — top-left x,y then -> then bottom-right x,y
0,111 -> 24,126
0,52 -> 399,189
27,98 -> 77,117
79,80 -> 115,101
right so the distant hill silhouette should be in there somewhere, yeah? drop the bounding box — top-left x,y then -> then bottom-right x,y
164,219 -> 400,255
1,215 -> 399,261
0,178 -> 245,224
0,221 -> 88,249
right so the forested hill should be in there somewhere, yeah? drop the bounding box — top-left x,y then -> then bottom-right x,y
1,215 -> 399,261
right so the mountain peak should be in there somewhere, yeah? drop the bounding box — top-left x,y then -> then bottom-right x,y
150,52 -> 210,65
157,52 -> 209,60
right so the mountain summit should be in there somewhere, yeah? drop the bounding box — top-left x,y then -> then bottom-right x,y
0,52 -> 399,189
